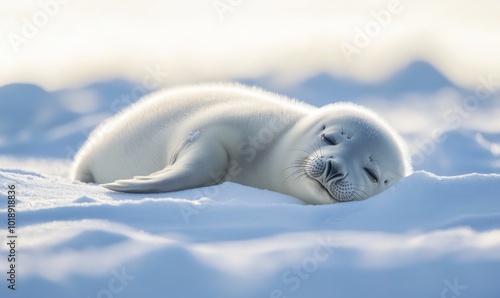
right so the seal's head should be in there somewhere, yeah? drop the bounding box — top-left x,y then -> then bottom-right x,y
284,102 -> 412,204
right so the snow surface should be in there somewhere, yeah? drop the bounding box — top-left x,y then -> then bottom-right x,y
1,167 -> 500,298
1,71 -> 500,297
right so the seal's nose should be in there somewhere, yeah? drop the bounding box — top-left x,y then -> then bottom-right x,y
323,159 -> 346,183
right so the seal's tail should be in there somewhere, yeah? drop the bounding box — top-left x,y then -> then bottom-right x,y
71,159 -> 95,183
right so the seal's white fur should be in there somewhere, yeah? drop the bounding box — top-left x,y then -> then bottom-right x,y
72,83 -> 411,204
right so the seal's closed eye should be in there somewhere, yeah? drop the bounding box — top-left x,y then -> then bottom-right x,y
363,167 -> 379,183
321,134 -> 337,146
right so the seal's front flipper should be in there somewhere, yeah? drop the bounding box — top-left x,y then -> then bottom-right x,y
101,161 -> 227,193
101,140 -> 229,193
100,167 -> 190,193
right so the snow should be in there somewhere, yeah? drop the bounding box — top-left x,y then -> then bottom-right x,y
1,68 -> 500,297
1,168 -> 499,297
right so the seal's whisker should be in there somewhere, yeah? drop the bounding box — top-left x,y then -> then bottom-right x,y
285,170 -> 301,182
282,156 -> 312,184
349,184 -> 371,195
292,173 -> 308,183
351,191 -> 365,201
283,164 -> 304,171
351,188 -> 370,199
291,148 -> 314,156
282,159 -> 308,173
285,168 -> 303,176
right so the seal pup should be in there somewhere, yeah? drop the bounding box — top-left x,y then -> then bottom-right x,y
72,83 -> 412,204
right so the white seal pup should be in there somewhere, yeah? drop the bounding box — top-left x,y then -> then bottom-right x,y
72,83 -> 412,204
